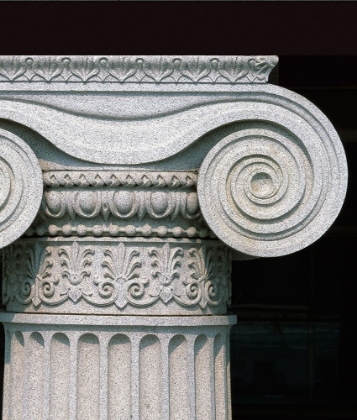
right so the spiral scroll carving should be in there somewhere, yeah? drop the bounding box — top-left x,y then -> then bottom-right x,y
0,129 -> 43,248
198,120 -> 348,257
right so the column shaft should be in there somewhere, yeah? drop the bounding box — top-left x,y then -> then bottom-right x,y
0,314 -> 235,420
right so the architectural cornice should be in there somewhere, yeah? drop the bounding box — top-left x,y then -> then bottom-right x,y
0,56 -> 278,85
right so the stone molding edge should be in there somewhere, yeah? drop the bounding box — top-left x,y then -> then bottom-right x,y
27,224 -> 214,240
0,56 -> 278,84
0,312 -> 237,326
43,171 -> 198,188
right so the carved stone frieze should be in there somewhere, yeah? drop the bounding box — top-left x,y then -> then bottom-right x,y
2,238 -> 231,315
28,170 -> 214,239
27,222 -> 215,240
0,56 -> 278,84
42,189 -> 200,222
43,171 -> 198,189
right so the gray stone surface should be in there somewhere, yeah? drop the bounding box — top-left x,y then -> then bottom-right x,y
0,55 -> 348,420
197,96 -> 348,258
0,56 -> 278,165
0,128 -> 43,249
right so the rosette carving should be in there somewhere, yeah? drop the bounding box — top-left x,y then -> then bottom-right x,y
0,128 -> 43,248
198,121 -> 348,257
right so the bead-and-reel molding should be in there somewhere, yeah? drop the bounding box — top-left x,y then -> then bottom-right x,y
198,98 -> 348,258
0,128 -> 43,248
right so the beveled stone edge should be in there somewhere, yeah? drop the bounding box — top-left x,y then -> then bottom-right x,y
0,56 -> 278,86
0,312 -> 237,327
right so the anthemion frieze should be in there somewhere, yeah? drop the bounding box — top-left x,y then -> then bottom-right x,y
0,56 -> 347,420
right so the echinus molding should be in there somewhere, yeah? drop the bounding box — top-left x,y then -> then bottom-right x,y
0,55 -> 348,420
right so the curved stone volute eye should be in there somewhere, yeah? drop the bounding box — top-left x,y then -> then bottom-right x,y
198,94 -> 348,258
0,128 -> 43,249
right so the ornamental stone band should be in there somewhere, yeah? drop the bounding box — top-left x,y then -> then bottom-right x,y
0,56 -> 348,420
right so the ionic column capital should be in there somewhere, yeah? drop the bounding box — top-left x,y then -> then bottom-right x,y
0,55 -> 349,420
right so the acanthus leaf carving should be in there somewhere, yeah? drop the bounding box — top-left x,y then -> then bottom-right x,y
3,241 -> 231,313
148,244 -> 184,304
217,56 -> 250,83
180,57 -> 211,83
2,245 -> 27,305
247,56 -> 278,82
106,56 -> 137,82
67,56 -> 101,82
29,56 -> 64,82
58,242 -> 94,303
142,56 -> 174,83
27,244 -> 55,307
183,247 -> 221,308
99,243 -> 144,309
2,243 -> 54,308
0,56 -> 27,81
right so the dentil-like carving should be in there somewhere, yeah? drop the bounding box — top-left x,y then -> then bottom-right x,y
43,171 -> 197,189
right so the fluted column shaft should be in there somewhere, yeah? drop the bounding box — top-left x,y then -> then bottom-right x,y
1,314 -> 235,420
